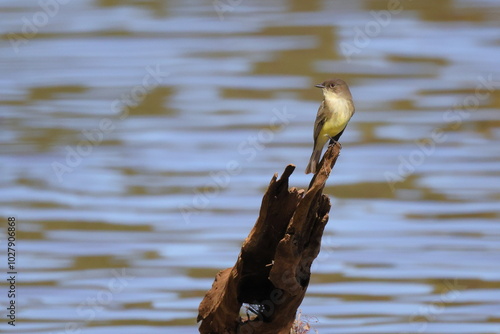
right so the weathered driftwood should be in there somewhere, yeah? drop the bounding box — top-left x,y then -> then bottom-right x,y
198,143 -> 341,334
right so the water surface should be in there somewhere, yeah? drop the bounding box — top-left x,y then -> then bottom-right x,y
1,0 -> 500,333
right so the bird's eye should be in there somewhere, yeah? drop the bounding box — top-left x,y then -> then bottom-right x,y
330,84 -> 335,88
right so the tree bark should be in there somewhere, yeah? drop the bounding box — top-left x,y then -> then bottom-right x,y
198,143 -> 341,334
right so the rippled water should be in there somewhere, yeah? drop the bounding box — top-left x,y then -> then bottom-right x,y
1,0 -> 500,333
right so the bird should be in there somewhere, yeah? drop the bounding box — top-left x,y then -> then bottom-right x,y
305,79 -> 355,174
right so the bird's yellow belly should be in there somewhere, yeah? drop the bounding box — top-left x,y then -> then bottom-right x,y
318,111 -> 350,143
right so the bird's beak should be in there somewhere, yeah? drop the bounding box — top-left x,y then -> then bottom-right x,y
315,84 -> 325,88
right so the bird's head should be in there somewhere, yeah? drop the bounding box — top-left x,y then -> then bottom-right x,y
315,79 -> 351,99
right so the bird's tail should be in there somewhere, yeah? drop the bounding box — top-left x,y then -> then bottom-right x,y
305,147 -> 322,174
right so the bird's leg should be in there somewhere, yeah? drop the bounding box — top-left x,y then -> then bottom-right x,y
327,135 -> 342,149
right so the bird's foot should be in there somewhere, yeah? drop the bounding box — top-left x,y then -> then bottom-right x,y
327,136 -> 342,149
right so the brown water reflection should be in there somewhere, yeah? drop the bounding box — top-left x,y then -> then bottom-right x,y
1,0 -> 500,333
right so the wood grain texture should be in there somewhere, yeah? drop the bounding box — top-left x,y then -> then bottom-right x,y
198,143 -> 341,334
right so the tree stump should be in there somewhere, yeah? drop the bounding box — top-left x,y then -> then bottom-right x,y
197,143 -> 341,334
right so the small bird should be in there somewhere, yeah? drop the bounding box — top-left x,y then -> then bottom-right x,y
305,79 -> 355,174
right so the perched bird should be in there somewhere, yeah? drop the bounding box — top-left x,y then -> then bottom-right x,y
305,79 -> 355,174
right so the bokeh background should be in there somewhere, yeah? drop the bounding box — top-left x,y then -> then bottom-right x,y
1,0 -> 500,333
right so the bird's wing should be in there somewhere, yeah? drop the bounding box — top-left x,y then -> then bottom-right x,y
313,101 -> 328,145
